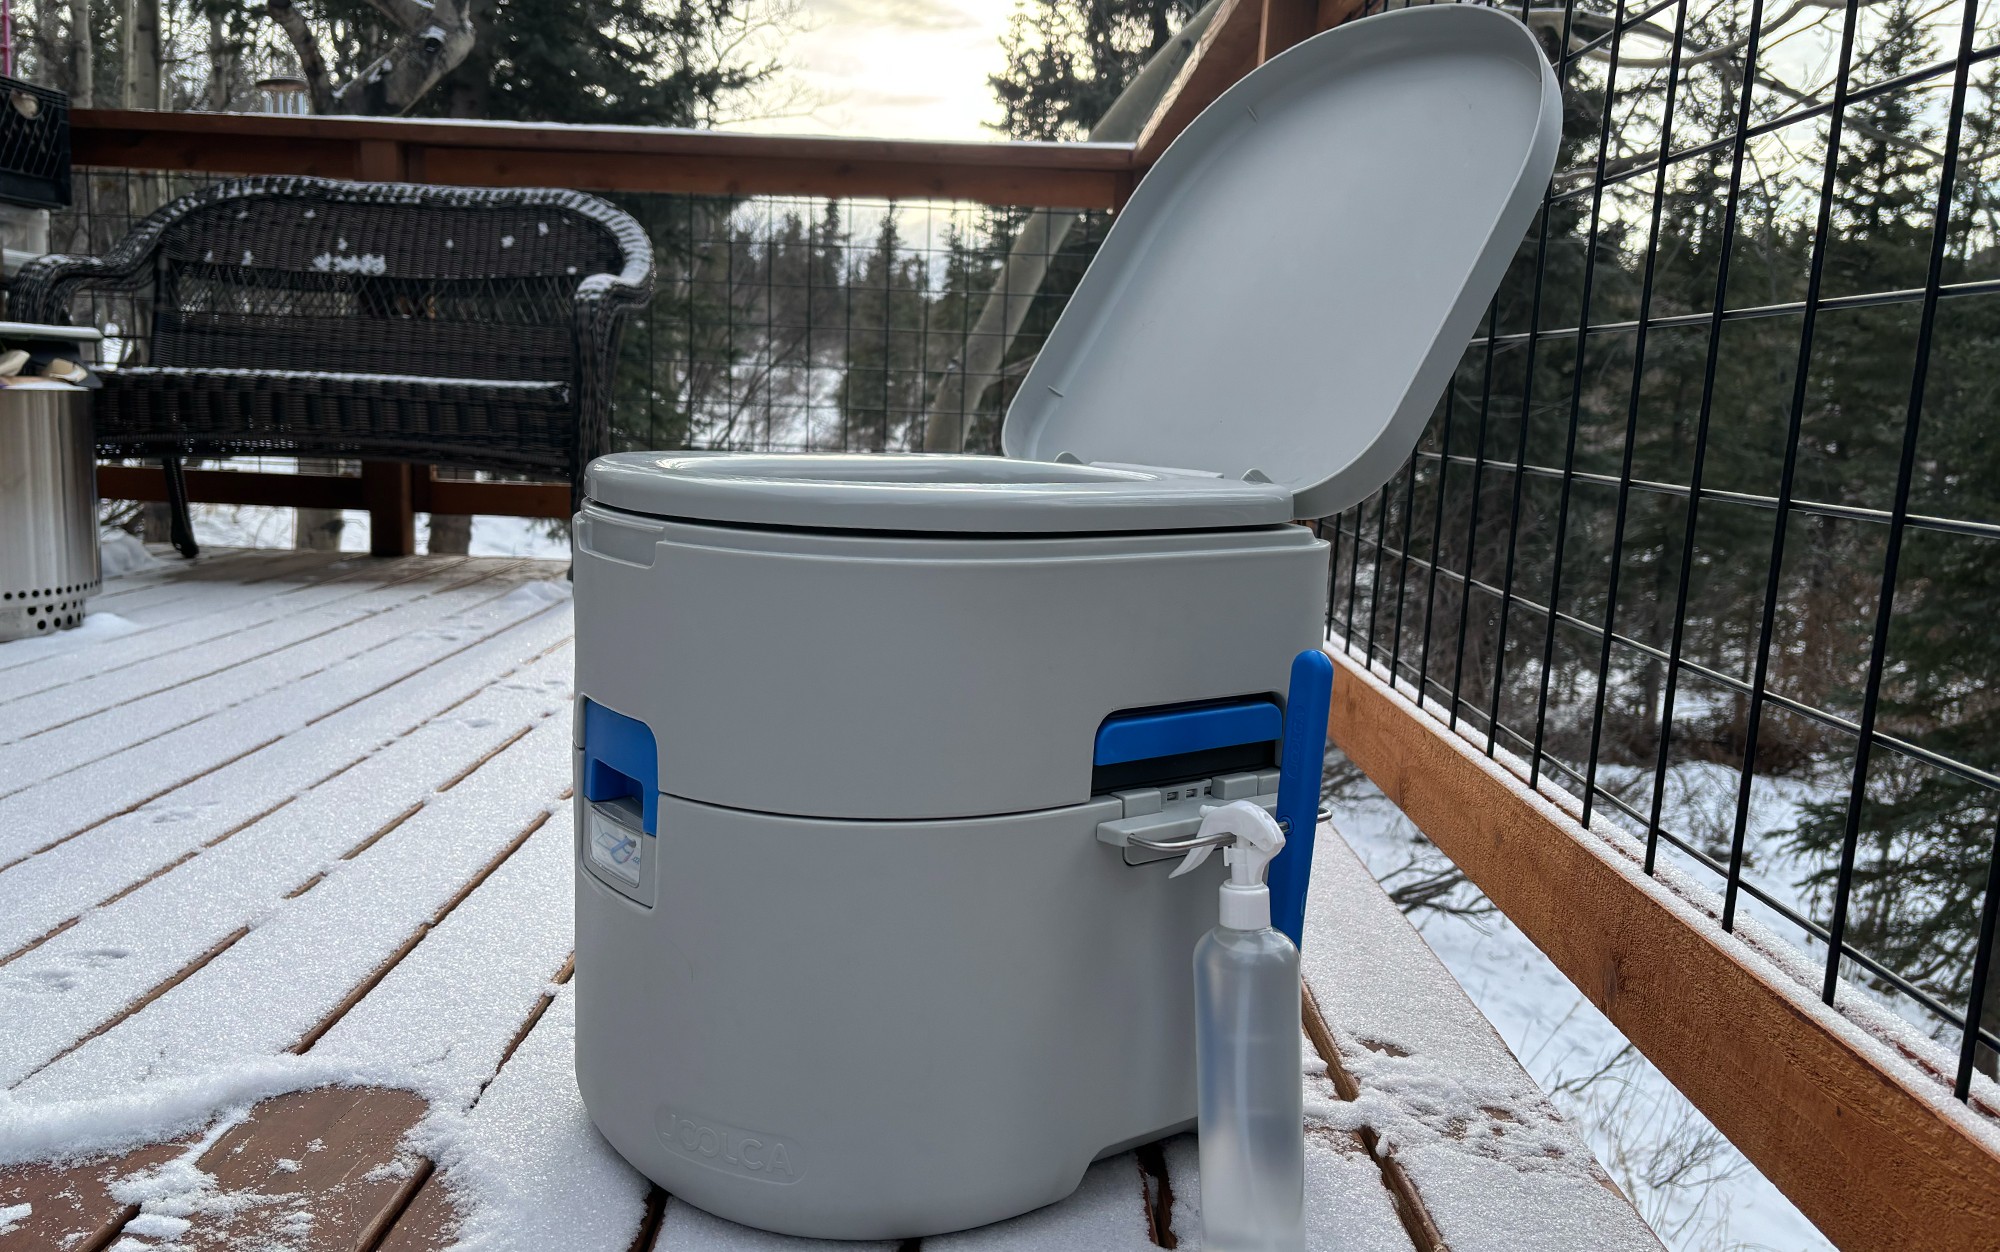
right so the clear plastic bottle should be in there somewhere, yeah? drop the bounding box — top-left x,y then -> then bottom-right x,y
1186,803 -> 1305,1252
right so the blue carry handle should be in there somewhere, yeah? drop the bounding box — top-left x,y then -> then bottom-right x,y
1267,650 -> 1334,947
581,699 -> 660,834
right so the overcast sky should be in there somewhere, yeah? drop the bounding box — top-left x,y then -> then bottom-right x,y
733,0 -> 1022,141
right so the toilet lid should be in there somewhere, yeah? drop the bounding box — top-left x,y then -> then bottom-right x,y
585,5 -> 1559,535
1002,4 -> 1560,520
584,452 -> 1295,533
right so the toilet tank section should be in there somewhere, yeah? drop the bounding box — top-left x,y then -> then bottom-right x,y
572,504 -> 1326,822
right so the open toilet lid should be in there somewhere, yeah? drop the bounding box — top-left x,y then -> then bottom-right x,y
585,5 -> 1559,535
1002,3 -> 1560,520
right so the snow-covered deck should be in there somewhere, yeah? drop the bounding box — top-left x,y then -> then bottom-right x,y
0,550 -> 1660,1251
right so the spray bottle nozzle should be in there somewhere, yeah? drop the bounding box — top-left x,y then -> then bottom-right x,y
1169,800 -> 1287,932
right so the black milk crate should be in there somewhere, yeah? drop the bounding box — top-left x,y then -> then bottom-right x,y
0,77 -> 68,209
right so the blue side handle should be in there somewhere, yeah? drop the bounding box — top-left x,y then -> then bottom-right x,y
582,699 -> 659,834
1267,650 -> 1334,948
1094,698 -> 1282,766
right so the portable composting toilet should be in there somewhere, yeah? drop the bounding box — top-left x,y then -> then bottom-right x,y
571,5 -> 1560,1239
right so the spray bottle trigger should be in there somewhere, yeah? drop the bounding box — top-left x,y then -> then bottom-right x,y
1169,842 -> 1216,879
1170,801 -> 1286,881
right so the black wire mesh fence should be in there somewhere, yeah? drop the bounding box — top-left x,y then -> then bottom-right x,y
1335,0 -> 2000,1102
604,195 -> 1111,455
47,171 -> 1111,462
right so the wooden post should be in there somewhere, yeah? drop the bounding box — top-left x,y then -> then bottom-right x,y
361,461 -> 416,556
1258,0 -> 1317,63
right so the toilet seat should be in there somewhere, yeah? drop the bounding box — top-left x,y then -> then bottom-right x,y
584,452 -> 1295,533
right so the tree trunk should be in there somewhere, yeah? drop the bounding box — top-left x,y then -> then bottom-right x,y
918,0 -> 1225,452
118,0 -> 159,110
32,0 -> 57,88
265,0 -> 333,113
294,459 -> 348,551
205,13 -> 233,110
141,501 -> 172,546
427,513 -> 473,555
67,0 -> 89,106
329,0 -> 477,115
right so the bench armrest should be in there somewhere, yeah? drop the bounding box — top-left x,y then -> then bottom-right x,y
570,259 -> 656,497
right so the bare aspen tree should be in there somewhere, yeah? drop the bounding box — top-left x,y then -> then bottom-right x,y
68,0 -> 89,105
205,12 -> 232,109
919,0 -> 1220,452
33,0 -> 58,86
118,0 -> 159,109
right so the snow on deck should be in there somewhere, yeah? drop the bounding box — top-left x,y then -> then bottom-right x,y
0,549 -> 1652,1251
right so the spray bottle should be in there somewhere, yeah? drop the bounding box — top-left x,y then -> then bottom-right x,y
1173,799 -> 1305,1252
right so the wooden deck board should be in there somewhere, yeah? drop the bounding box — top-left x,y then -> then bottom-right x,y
0,553 -> 1643,1251
0,566 -> 568,863
0,556 -> 479,730
0,560 -> 535,794
1299,823 -> 1664,1250
177,1086 -> 432,1251
0,1138 -> 193,1252
0,627 -> 574,958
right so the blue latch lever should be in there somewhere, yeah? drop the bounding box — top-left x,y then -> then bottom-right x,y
1267,650 -> 1334,947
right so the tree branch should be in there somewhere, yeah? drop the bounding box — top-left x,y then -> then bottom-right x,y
265,0 -> 335,114
329,0 -> 477,116
355,0 -> 438,32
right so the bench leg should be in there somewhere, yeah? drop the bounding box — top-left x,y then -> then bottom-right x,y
161,456 -> 200,559
361,461 -> 416,557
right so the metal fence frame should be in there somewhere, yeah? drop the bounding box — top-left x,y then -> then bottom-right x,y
1330,0 -> 2000,1102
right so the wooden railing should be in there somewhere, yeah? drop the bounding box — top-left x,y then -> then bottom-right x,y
65,2 -> 2000,1243
76,0 -> 1344,548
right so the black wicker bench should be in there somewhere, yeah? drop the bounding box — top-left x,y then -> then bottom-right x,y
10,176 -> 655,557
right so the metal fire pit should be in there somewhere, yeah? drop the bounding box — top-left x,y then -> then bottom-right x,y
1,378 -> 95,641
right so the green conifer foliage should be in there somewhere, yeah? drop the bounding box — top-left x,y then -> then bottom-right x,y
988,0 -> 1199,139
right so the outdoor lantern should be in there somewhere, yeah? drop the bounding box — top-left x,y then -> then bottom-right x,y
568,5 -> 1561,1240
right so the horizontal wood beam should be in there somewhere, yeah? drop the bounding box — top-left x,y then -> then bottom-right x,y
1325,647 -> 2000,1252
98,466 -> 571,519
418,476 -> 571,519
71,110 -> 1135,209
100,464 -> 363,510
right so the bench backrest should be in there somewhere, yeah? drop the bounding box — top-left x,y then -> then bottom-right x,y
144,178 -> 647,383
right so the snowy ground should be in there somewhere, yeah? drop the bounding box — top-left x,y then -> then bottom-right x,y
1330,762 -> 1837,1252
178,503 -> 573,561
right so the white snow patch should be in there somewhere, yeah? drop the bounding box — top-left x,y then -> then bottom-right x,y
925,1153 -> 1152,1250
656,1200 -> 902,1250
100,529 -> 161,576
468,516 -> 570,560
309,252 -> 387,276
361,1155 -> 418,1183
414,988 -> 652,1252
0,1202 -> 30,1234
123,1212 -> 193,1239
0,1060 -> 405,1168
497,580 -> 570,610
0,610 -> 139,660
